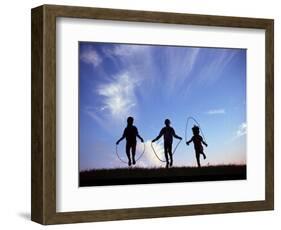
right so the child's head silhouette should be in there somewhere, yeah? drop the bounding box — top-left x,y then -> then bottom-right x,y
165,119 -> 171,127
127,116 -> 134,126
192,125 -> 200,135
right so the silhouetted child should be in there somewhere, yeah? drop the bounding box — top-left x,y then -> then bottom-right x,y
152,119 -> 182,168
116,117 -> 144,166
186,125 -> 208,168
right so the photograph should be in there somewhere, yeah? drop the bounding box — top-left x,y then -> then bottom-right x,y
78,42 -> 247,186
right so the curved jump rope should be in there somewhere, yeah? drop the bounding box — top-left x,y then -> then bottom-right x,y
115,116 -> 207,164
150,139 -> 182,163
115,142 -> 146,164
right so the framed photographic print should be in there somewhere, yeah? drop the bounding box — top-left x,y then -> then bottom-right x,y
31,4 -> 274,225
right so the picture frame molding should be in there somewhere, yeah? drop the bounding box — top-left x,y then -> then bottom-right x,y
31,4 -> 274,225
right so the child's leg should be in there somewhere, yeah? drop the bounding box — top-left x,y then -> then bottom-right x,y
201,151 -> 206,159
131,143 -> 136,165
125,143 -> 132,166
196,152 -> 201,168
168,144 -> 173,166
164,144 -> 169,168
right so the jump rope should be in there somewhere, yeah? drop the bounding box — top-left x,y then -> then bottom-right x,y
115,116 -> 207,164
115,142 -> 146,164
150,139 -> 182,163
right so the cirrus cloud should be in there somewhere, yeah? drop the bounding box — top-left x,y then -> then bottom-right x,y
236,122 -> 247,138
96,72 -> 138,120
80,47 -> 102,67
206,109 -> 225,115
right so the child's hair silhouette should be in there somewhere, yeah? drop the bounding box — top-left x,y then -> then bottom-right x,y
186,125 -> 208,168
116,117 -> 144,166
152,119 -> 182,168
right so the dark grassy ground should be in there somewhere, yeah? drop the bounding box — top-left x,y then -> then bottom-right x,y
79,165 -> 246,187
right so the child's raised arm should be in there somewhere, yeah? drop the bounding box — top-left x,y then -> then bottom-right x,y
186,137 -> 193,145
172,128 -> 182,140
116,129 -> 126,145
136,128 -> 144,142
199,135 -> 208,147
152,129 -> 164,142
202,140 -> 208,147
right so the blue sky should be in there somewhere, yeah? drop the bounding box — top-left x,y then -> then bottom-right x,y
79,42 -> 246,170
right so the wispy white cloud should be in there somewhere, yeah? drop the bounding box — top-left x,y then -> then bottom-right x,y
163,47 -> 200,94
181,48 -> 200,76
227,122 -> 247,144
83,105 -> 115,133
80,47 -> 102,67
206,109 -> 225,115
102,44 -> 201,100
84,106 -> 103,123
236,122 -> 247,138
83,45 -> 153,132
103,45 -> 147,58
96,72 -> 138,120
197,49 -> 238,84
102,44 -> 157,99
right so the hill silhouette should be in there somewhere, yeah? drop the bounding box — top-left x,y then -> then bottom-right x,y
79,164 -> 246,187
